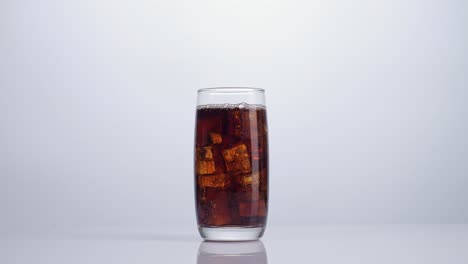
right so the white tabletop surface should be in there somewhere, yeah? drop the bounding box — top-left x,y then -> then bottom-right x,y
3,225 -> 468,264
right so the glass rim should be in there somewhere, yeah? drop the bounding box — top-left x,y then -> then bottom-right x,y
197,87 -> 264,94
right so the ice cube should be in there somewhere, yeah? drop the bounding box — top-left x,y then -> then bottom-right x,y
196,115 -> 222,146
209,132 -> 222,144
198,173 -> 230,189
235,173 -> 262,202
238,172 -> 260,186
196,146 -> 215,175
222,143 -> 251,175
197,160 -> 215,175
199,146 -> 213,159
236,186 -> 261,202
239,199 -> 267,217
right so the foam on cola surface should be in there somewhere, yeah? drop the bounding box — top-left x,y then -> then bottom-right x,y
196,102 -> 266,110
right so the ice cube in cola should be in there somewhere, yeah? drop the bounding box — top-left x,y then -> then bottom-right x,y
195,103 -> 268,228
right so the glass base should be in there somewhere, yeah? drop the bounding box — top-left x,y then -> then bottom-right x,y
198,226 -> 265,241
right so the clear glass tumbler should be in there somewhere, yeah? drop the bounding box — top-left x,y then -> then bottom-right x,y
195,87 -> 269,241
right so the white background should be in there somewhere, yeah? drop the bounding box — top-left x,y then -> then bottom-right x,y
1,0 -> 467,236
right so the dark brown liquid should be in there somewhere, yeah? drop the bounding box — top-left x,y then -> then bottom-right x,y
195,103 -> 268,227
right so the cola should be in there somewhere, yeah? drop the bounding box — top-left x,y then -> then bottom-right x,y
195,103 -> 268,228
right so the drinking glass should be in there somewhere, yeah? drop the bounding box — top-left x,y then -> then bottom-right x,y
195,87 -> 269,241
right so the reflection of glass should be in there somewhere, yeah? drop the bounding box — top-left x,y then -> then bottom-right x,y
195,87 -> 269,241
197,241 -> 268,264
